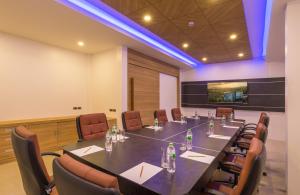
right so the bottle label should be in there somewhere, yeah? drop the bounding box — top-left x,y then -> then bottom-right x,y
186,135 -> 192,141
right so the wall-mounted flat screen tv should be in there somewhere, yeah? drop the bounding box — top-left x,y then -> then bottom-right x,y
207,82 -> 248,104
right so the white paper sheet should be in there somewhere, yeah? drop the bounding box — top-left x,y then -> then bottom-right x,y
120,162 -> 163,184
209,134 -> 231,140
223,125 -> 239,129
70,145 -> 104,157
146,126 -> 163,131
180,151 -> 215,164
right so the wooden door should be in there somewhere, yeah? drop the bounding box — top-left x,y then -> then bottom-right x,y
128,64 -> 159,125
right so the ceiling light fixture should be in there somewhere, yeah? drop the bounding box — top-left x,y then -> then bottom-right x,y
188,21 -> 195,27
57,0 -> 201,67
182,43 -> 189,49
229,34 -> 237,40
143,14 -> 152,22
238,53 -> 244,57
77,41 -> 85,47
202,57 -> 207,62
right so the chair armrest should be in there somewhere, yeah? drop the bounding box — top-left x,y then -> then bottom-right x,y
41,152 -> 61,157
220,162 -> 243,175
244,123 -> 257,127
225,151 -> 246,157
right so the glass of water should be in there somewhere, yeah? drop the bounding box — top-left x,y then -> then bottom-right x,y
221,115 -> 226,126
105,136 -> 113,152
119,129 -> 125,142
161,147 -> 168,168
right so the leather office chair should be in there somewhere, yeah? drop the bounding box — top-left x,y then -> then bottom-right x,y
122,111 -> 143,131
11,126 -> 60,195
220,124 -> 268,183
236,123 -> 268,150
239,113 -> 270,139
53,154 -> 121,195
154,109 -> 168,125
206,137 -> 266,195
76,113 -> 109,141
171,108 -> 182,121
216,107 -> 234,119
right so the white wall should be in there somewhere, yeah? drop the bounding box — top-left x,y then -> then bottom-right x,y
159,73 -> 177,121
89,47 -> 127,128
286,1 -> 300,194
181,59 -> 286,141
0,32 -> 90,120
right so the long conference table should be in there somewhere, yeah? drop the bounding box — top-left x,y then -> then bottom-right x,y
63,117 -> 244,195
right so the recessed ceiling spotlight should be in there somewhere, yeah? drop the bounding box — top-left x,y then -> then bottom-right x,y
229,34 -> 238,40
202,57 -> 207,62
77,41 -> 85,47
182,43 -> 189,49
143,14 -> 152,22
238,52 -> 244,57
188,21 -> 195,27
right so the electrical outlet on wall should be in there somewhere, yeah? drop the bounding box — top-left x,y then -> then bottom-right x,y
73,107 -> 78,110
109,108 -> 116,112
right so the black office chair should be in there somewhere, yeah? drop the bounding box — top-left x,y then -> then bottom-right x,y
11,126 -> 60,195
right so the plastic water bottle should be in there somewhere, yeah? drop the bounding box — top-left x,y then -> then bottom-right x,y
229,113 -> 234,121
167,143 -> 176,173
154,118 -> 159,127
195,111 -> 198,119
186,129 -> 193,150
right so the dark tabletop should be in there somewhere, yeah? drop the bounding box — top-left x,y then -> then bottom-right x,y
63,117 -> 243,195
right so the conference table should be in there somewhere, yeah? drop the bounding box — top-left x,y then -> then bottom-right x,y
63,117 -> 244,195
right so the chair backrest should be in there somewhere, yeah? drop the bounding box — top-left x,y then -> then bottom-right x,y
76,113 -> 109,140
233,138 -> 266,195
154,109 -> 168,124
171,108 -> 182,121
255,123 -> 268,143
122,111 -> 143,131
258,112 -> 270,128
53,154 -> 120,195
11,126 -> 50,195
216,107 -> 234,118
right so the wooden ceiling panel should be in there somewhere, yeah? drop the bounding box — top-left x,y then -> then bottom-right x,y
101,0 -> 149,15
100,0 -> 252,64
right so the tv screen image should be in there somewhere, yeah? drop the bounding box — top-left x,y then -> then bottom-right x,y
207,82 -> 248,104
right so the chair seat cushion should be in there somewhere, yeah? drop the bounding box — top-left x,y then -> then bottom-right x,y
221,154 -> 245,174
206,182 -> 233,195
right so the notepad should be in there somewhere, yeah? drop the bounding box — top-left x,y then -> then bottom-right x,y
146,126 -> 163,131
180,151 -> 215,164
209,134 -> 231,140
223,125 -> 239,129
120,162 -> 163,184
70,145 -> 104,157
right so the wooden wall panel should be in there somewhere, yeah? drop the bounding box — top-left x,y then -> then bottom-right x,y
128,64 -> 159,125
0,116 -> 117,164
128,49 -> 180,125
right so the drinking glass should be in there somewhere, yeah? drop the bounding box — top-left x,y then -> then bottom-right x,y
180,143 -> 186,151
161,148 -> 168,168
105,137 -> 113,152
119,129 -> 125,142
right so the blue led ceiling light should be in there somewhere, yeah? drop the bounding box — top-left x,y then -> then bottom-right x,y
57,0 -> 201,67
263,0 -> 273,57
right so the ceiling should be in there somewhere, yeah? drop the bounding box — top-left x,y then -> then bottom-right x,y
0,0 -> 193,68
101,0 -> 252,64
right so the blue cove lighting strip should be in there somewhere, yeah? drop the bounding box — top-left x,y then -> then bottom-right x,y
57,0 -> 201,67
263,0 -> 273,57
